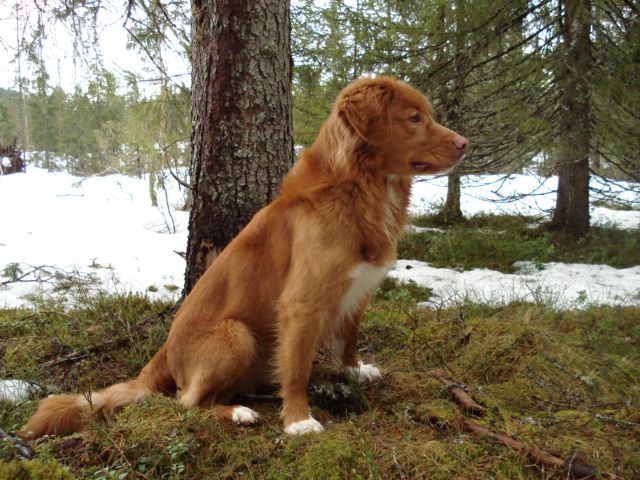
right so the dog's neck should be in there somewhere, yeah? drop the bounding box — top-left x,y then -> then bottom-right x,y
280,123 -> 413,261
284,131 -> 412,207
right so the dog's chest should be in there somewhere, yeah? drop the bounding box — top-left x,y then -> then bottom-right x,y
339,262 -> 393,319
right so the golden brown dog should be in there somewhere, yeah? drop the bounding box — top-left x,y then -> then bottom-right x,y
21,76 -> 467,438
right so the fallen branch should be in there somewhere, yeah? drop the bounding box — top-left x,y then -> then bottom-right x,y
430,369 -> 487,416
39,352 -> 88,369
0,426 -> 35,459
594,413 -> 640,429
0,263 -> 96,287
455,417 -> 620,479
19,311 -> 75,323
38,313 -> 171,370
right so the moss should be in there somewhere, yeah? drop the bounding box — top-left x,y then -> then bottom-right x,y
0,460 -> 76,480
2,296 -> 639,478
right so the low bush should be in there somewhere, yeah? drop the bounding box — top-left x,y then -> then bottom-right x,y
401,212 -> 639,271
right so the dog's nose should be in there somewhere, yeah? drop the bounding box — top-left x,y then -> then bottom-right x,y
453,135 -> 469,152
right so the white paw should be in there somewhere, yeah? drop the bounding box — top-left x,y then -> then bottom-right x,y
284,417 -> 325,435
346,361 -> 382,383
231,406 -> 260,425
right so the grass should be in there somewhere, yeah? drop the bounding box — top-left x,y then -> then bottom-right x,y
1,288 -> 638,479
400,212 -> 639,272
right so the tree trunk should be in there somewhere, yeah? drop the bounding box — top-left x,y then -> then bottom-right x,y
185,0 -> 294,293
551,0 -> 592,238
441,169 -> 464,224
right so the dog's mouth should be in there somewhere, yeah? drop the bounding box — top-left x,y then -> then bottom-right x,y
410,161 -> 453,174
410,161 -> 434,173
410,156 -> 461,175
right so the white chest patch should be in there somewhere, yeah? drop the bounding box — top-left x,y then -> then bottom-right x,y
387,175 -> 400,209
339,262 -> 393,319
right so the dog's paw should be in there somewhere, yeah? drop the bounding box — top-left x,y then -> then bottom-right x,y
346,361 -> 382,384
284,417 -> 325,436
231,406 -> 260,425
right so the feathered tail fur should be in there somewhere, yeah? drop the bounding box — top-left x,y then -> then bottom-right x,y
19,349 -> 172,439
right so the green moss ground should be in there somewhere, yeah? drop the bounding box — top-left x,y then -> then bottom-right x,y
1,290 -> 638,479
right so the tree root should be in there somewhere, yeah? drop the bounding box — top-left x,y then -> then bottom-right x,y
429,369 -> 487,416
428,369 -> 620,479
0,426 -> 35,459
455,417 -> 620,479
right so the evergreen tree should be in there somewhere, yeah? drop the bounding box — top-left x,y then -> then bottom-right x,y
185,0 -> 294,292
292,0 -> 639,237
0,91 -> 21,146
590,0 -> 639,181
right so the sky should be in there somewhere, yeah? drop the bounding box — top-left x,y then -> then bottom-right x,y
0,1 -> 189,94
0,166 -> 638,311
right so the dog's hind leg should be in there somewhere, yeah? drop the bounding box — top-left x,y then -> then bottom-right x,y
173,318 -> 261,425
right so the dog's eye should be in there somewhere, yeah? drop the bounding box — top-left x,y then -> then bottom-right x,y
409,114 -> 421,124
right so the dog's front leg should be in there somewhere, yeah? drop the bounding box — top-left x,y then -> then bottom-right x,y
334,308 -> 383,384
277,301 -> 327,435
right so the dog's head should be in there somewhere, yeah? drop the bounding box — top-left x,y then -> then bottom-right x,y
336,77 -> 468,176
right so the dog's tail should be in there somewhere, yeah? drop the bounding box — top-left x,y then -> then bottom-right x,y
19,348 -> 173,439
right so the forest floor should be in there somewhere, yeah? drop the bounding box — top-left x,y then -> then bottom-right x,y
1,282 -> 638,479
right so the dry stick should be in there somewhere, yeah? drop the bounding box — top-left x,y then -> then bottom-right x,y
430,370 -> 620,479
38,321 -> 162,370
429,369 -> 487,416
455,417 -> 620,480
0,426 -> 35,459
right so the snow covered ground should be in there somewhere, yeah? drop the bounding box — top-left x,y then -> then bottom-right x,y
0,167 -> 638,310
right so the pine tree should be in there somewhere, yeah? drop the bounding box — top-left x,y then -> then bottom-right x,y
184,0 -> 294,292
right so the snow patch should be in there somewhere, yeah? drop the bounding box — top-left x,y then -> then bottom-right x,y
0,380 -> 39,402
0,168 -> 638,309
390,259 -> 640,310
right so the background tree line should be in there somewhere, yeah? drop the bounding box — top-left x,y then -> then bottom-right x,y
1,0 -> 638,241
0,74 -> 190,179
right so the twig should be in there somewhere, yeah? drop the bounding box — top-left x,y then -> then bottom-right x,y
391,448 -> 407,480
429,369 -> 487,416
39,352 -> 88,369
594,414 -> 640,429
455,417 -> 620,479
38,338 -> 124,370
94,424 -> 151,480
411,330 -> 454,374
168,168 -> 191,190
0,426 -> 35,459
19,311 -> 75,322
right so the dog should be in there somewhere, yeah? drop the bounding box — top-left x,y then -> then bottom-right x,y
20,76 -> 467,438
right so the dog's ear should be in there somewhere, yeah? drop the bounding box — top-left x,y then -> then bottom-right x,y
338,81 -> 394,145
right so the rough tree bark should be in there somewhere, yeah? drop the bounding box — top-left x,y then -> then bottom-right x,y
185,0 -> 294,293
551,0 -> 592,238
